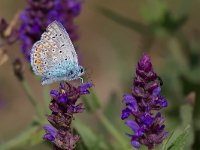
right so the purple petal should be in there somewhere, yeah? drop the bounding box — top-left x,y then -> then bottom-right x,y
121,108 -> 131,120
49,101 -> 60,113
50,90 -> 59,97
126,120 -> 140,133
153,86 -> 161,97
123,94 -> 135,103
43,125 -> 56,137
68,0 -> 82,16
138,54 -> 152,72
159,96 -> 168,107
58,96 -> 67,104
155,112 -> 161,119
43,133 -> 55,141
59,82 -> 65,89
141,113 -> 154,126
131,140 -> 140,148
123,94 -> 138,112
80,82 -> 93,89
137,128 -> 145,136
79,82 -> 93,94
126,104 -> 138,113
70,103 -> 84,113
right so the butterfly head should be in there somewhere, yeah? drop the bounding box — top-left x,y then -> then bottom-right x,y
78,65 -> 85,77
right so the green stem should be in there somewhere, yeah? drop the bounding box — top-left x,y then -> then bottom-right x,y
81,88 -> 101,112
43,85 -> 51,113
98,114 -> 131,150
90,88 -> 101,109
21,80 -> 43,119
81,96 -> 93,112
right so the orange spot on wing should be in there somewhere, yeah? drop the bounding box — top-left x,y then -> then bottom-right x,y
36,48 -> 41,52
34,53 -> 40,58
35,59 -> 41,64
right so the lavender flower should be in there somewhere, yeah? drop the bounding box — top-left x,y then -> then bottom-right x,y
43,82 -> 92,150
121,54 -> 168,149
19,0 -> 82,61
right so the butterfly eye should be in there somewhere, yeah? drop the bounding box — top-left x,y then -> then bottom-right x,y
80,68 -> 84,73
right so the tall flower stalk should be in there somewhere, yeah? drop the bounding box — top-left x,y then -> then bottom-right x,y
43,82 -> 92,150
121,54 -> 168,149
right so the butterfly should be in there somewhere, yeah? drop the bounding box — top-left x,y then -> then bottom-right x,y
30,20 -> 85,85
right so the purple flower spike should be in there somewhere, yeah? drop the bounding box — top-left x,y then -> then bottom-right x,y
121,54 -> 168,149
126,120 -> 140,133
43,82 -> 92,150
19,0 -> 82,62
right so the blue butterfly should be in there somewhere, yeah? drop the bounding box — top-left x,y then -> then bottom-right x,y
30,21 -> 84,85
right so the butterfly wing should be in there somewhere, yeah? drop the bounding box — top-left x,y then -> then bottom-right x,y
30,21 -> 78,77
45,21 -> 78,64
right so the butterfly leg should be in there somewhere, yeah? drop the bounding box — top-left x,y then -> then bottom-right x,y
79,77 -> 84,83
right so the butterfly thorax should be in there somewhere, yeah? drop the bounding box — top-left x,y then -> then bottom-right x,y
41,64 -> 84,85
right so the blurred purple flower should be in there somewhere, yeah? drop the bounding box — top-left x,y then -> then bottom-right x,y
121,54 -> 168,149
19,0 -> 82,61
43,82 -> 92,150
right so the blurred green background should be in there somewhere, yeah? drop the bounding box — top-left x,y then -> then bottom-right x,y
0,0 -> 200,149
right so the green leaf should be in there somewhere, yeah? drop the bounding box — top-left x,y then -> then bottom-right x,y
81,96 -> 93,112
81,88 -> 101,113
180,104 -> 194,150
96,6 -> 150,35
90,88 -> 101,109
43,85 -> 51,114
167,125 -> 190,150
0,122 -> 40,150
28,127 -> 45,146
180,104 -> 193,126
73,119 -> 109,150
162,130 -> 175,150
